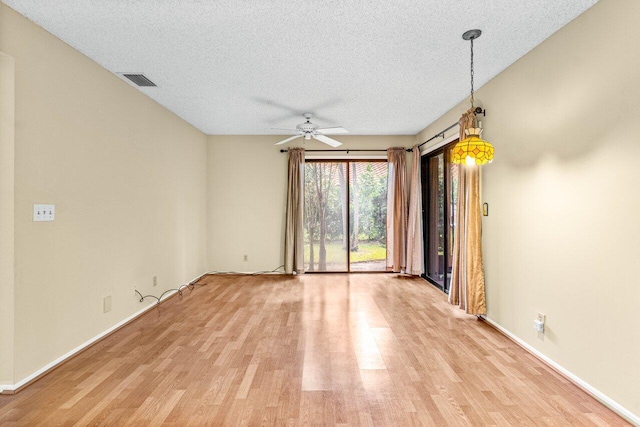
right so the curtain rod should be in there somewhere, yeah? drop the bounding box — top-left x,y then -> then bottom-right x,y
417,108 -> 485,149
279,148 -> 412,153
417,122 -> 458,149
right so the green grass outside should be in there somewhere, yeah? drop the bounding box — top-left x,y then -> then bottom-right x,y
304,240 -> 386,265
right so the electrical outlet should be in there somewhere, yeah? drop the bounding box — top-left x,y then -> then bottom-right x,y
534,312 -> 546,333
103,295 -> 112,313
243,254 -> 248,262
153,276 -> 157,287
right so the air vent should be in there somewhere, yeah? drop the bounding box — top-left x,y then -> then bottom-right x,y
121,73 -> 156,87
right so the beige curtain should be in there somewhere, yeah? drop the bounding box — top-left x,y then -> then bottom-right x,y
284,148 -> 305,274
405,145 -> 424,275
449,109 -> 486,314
386,147 -> 407,272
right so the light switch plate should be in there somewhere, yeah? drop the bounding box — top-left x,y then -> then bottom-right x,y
103,295 -> 112,313
33,204 -> 55,221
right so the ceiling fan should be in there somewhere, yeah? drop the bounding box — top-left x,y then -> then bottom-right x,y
273,113 -> 348,147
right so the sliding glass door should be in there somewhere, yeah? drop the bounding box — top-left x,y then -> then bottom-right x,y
421,143 -> 458,292
304,160 -> 387,272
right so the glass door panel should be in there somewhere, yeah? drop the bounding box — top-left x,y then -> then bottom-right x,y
446,154 -> 458,292
349,162 -> 387,272
426,154 -> 445,287
421,142 -> 460,293
304,162 -> 348,272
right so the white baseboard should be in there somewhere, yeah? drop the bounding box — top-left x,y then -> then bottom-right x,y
0,272 -> 206,394
481,316 -> 639,426
204,270 -> 285,275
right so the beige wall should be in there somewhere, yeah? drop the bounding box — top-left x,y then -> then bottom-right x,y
0,5 -> 208,382
0,52 -> 15,385
207,135 -> 415,272
417,0 -> 639,417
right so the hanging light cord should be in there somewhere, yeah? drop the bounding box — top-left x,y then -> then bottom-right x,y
469,36 -> 475,109
465,35 -> 477,160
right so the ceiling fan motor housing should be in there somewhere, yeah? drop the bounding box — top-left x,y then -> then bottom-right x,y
297,122 -> 318,133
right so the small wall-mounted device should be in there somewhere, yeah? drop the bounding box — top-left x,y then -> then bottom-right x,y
482,203 -> 489,216
533,319 -> 544,333
534,313 -> 546,333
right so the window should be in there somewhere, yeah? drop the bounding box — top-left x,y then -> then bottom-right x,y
421,141 -> 459,292
304,160 -> 388,272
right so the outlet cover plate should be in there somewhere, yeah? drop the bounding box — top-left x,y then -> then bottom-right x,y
103,295 -> 112,313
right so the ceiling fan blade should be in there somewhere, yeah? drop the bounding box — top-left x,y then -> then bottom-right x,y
274,134 -> 303,146
315,126 -> 349,135
312,134 -> 342,147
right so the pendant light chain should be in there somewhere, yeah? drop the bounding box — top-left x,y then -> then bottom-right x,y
467,37 -> 473,154
470,37 -> 475,109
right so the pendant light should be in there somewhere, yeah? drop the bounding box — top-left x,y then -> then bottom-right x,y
452,29 -> 494,166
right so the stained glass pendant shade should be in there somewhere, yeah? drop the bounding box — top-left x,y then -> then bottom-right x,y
452,127 -> 494,165
452,29 -> 494,166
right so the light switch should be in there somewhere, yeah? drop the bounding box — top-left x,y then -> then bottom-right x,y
33,204 -> 55,221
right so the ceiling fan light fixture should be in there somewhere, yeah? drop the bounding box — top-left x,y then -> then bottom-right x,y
452,29 -> 495,166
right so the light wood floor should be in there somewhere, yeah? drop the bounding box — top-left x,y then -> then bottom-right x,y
0,274 -> 629,426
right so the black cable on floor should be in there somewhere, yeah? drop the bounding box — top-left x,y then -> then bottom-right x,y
203,265 -> 285,276
134,283 -> 194,305
134,265 -> 286,304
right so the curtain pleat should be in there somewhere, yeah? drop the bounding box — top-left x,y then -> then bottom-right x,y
406,145 -> 424,275
449,164 -> 468,309
386,147 -> 408,272
464,168 -> 486,313
449,109 -> 486,315
284,148 -> 305,274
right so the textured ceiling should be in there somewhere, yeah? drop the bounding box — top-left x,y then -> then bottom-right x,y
4,0 -> 598,135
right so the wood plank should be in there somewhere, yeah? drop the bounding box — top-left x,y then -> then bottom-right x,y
0,274 -> 630,425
